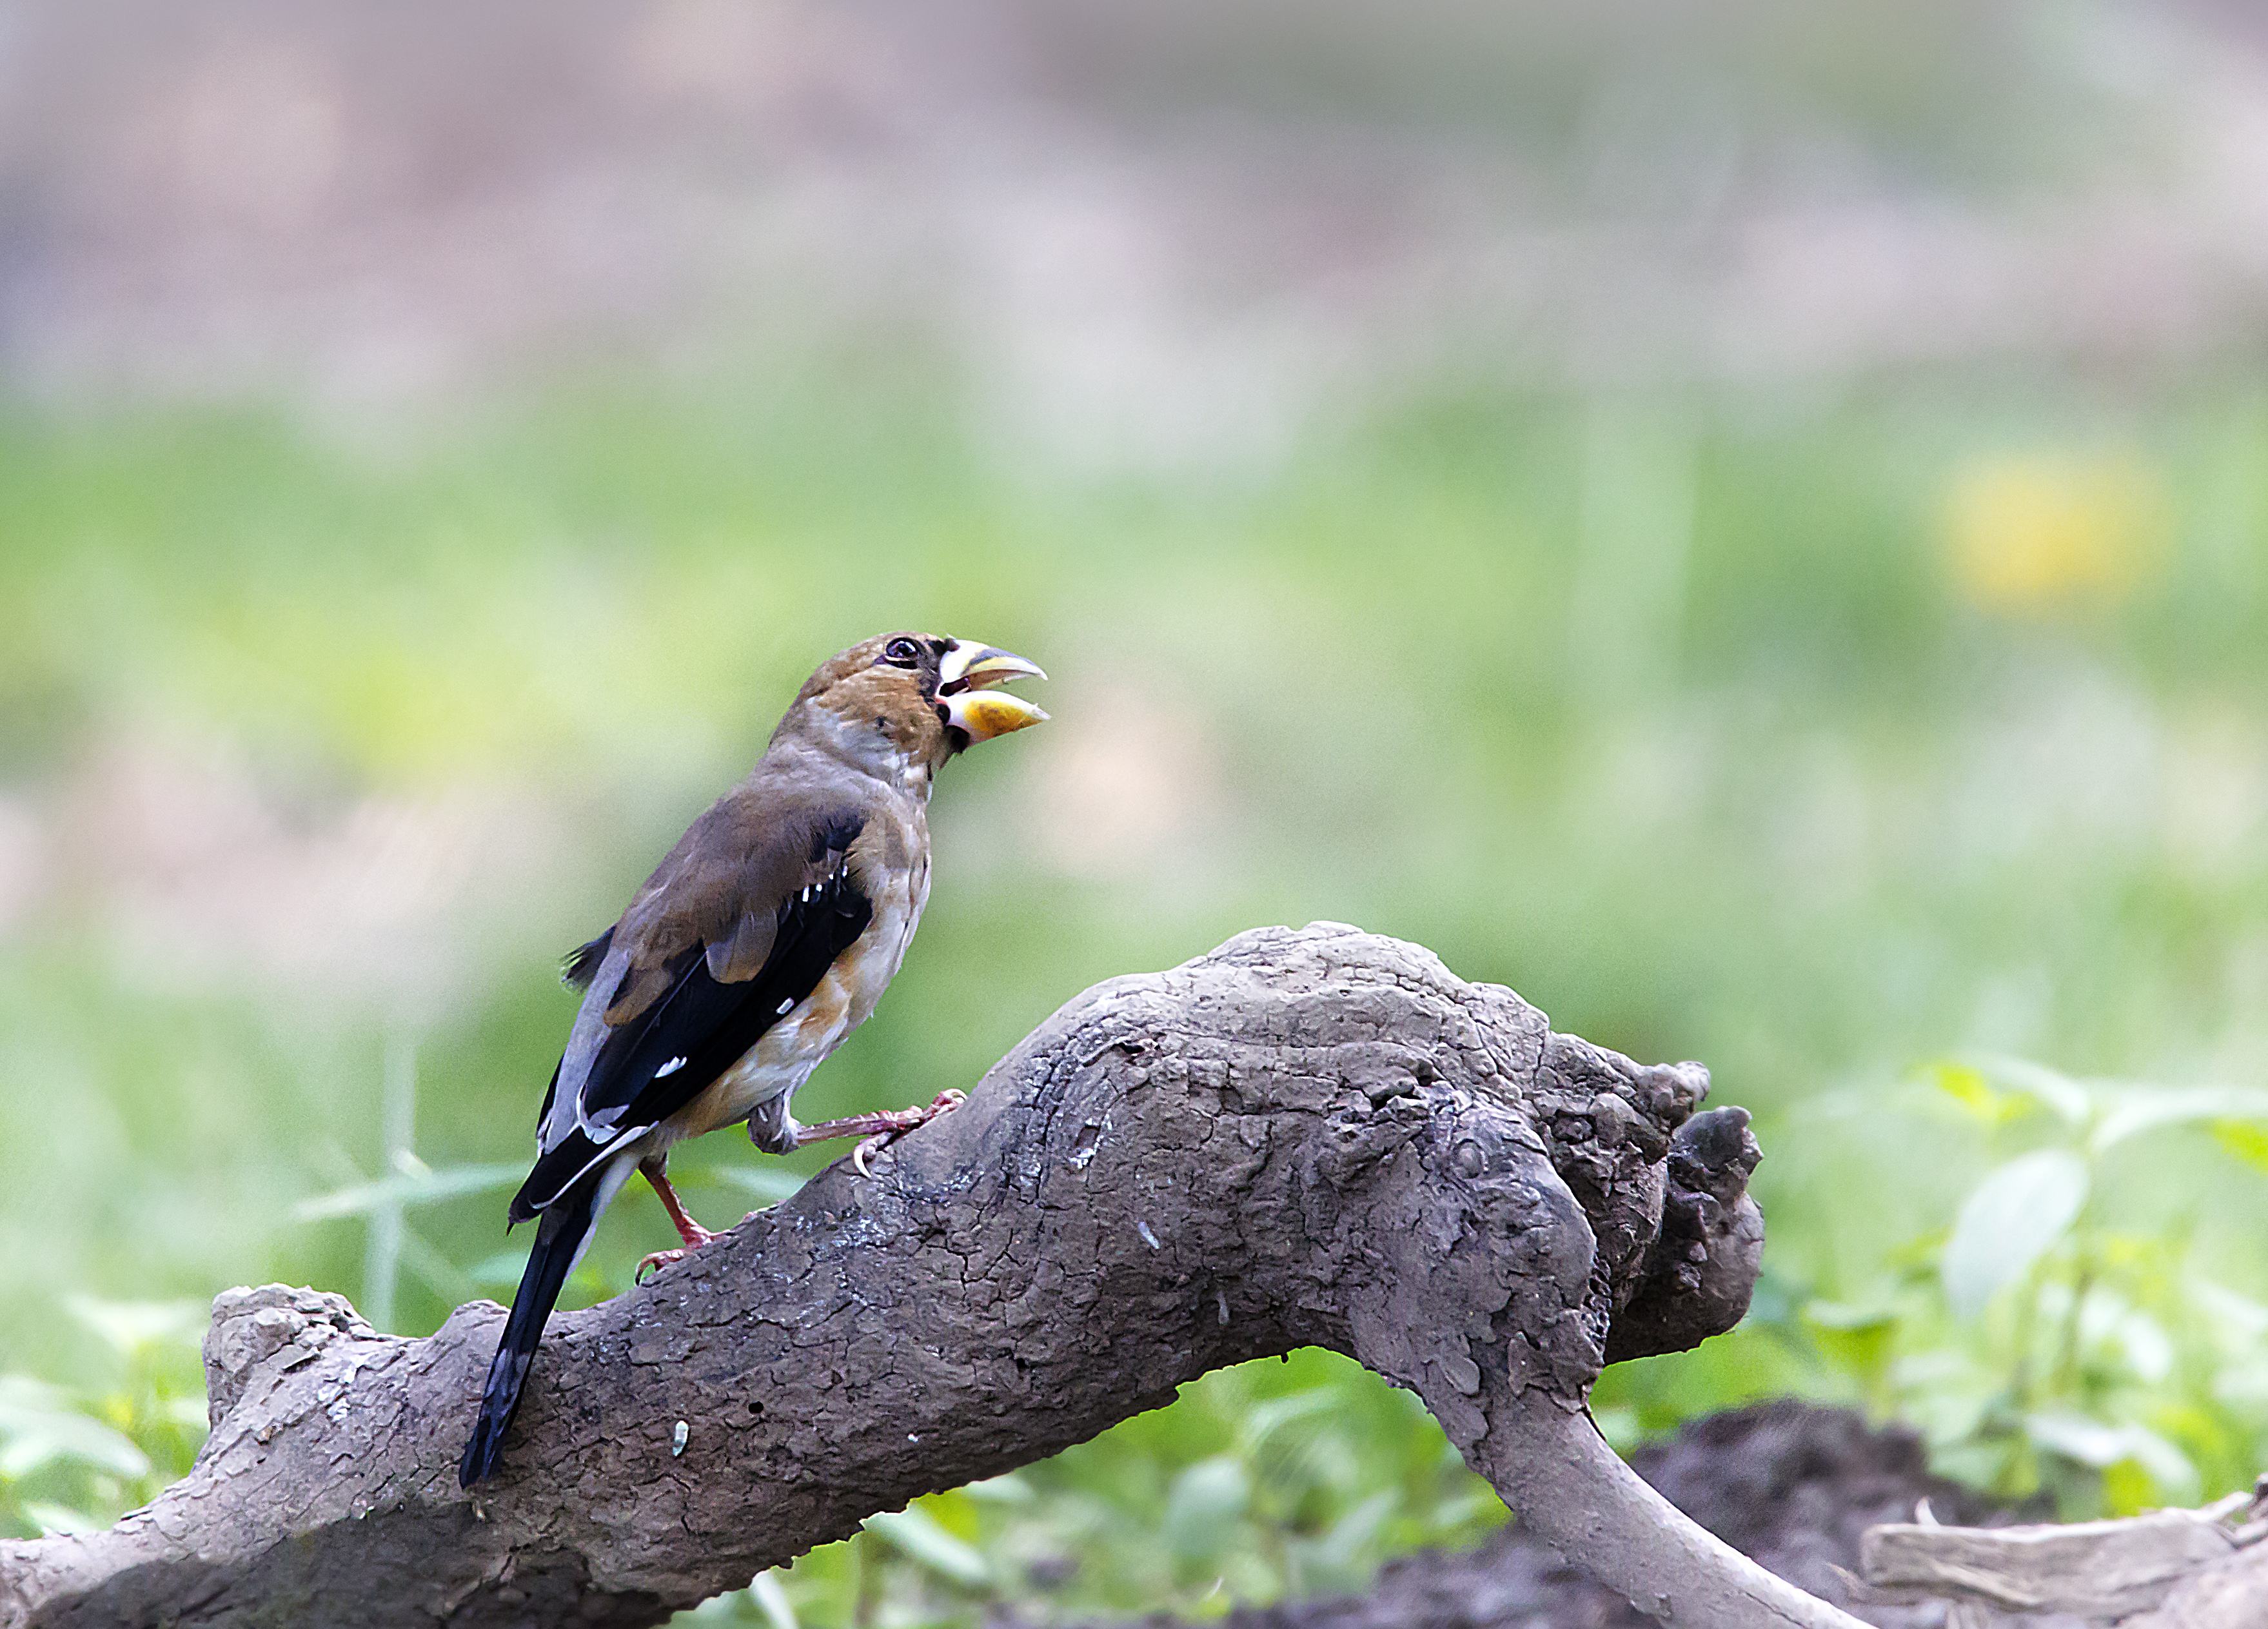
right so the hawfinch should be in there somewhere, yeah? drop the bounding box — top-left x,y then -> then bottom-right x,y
460,632 -> 1045,1486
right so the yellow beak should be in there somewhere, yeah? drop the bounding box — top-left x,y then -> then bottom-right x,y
938,641 -> 1048,742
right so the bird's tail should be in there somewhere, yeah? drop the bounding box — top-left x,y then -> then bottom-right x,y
459,1174 -> 604,1487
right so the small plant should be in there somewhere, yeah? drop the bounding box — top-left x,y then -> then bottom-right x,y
0,1297 -> 207,1538
1788,1058 -> 2268,1515
682,1350 -> 1503,1628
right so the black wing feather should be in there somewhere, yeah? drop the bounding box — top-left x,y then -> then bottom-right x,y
509,838 -> 873,1222
562,927 -> 615,989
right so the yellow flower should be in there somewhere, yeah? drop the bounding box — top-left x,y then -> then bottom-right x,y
1942,452 -> 2165,614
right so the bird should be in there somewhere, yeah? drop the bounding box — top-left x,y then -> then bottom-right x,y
459,631 -> 1046,1486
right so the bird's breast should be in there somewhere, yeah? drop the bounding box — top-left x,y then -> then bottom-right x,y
676,865 -> 926,1138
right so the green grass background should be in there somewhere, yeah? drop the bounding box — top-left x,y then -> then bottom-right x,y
6,358 -> 2268,1621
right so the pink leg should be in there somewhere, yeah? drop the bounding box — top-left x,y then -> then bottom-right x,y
796,1090 -> 967,1176
635,1160 -> 718,1283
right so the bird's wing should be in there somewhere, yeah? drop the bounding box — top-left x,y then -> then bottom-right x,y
560,929 -> 615,989
508,799 -> 874,1222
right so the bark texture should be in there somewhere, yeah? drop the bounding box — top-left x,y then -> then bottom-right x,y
1860,1490 -> 2268,1627
0,924 -> 1849,1629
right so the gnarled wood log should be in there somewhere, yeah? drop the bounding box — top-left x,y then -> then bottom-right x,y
0,923 -> 1862,1628
1860,1490 -> 2268,1627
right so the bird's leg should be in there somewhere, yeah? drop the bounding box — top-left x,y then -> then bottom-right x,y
795,1090 -> 967,1176
646,1166 -> 717,1249
635,1157 -> 718,1283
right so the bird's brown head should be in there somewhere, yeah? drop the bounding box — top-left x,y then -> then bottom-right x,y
782,632 -> 1047,781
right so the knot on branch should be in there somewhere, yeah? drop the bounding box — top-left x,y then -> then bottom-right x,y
1603,1106 -> 1766,1365
203,1285 -> 377,1430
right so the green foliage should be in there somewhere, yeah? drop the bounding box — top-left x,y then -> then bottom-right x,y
0,1299 -> 206,1539
680,1350 -> 1501,1628
1758,1060 -> 2268,1517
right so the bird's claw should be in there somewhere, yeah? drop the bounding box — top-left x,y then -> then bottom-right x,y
851,1089 -> 967,1176
636,1214 -> 741,1283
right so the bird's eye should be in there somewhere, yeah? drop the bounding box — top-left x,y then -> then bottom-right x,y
882,638 -> 922,667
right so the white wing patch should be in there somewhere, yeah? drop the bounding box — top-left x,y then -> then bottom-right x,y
543,838 -> 892,1187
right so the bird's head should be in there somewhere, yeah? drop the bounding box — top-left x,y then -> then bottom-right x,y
783,632 -> 1047,782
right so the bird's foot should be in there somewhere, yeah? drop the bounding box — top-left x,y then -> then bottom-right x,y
635,1219 -> 720,1284
636,1161 -> 724,1281
796,1090 -> 968,1176
852,1089 -> 967,1176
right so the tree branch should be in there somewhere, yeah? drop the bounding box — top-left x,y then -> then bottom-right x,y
0,923 -> 1864,1628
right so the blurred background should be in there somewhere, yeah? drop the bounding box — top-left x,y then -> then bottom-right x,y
8,0 -> 2268,1621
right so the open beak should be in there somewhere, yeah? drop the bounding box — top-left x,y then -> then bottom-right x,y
938,640 -> 1048,742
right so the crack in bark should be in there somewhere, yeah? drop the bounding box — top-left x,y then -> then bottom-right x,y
0,924 -> 1860,1628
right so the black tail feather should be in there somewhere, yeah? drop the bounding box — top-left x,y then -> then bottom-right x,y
508,1126 -> 606,1226
459,1178 -> 601,1487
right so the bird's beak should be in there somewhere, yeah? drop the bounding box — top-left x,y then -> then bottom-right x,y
938,641 -> 1048,742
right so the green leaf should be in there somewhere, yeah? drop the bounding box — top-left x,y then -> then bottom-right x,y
1427,1485 -> 1510,1532
63,1296 -> 203,1358
1929,1063 -> 2020,1126
1801,1299 -> 1899,1379
2190,1279 -> 2268,1342
1966,1056 -> 2093,1124
2024,1411 -> 2199,1505
1241,1389 -> 1337,1452
0,1378 -> 150,1481
163,1396 -> 212,1430
293,1161 -> 526,1221
862,1505 -> 990,1588
2019,1409 -> 2129,1466
2115,1311 -> 2174,1385
1802,1298 -> 1900,1330
1162,1456 -> 1250,1564
2214,1119 -> 2268,1172
1322,1487 -> 1398,1555
961,1472 -> 1036,1505
2091,1087 -> 2268,1155
1590,1405 -> 1641,1454
748,1572 -> 798,1629
1942,1150 -> 2088,1318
